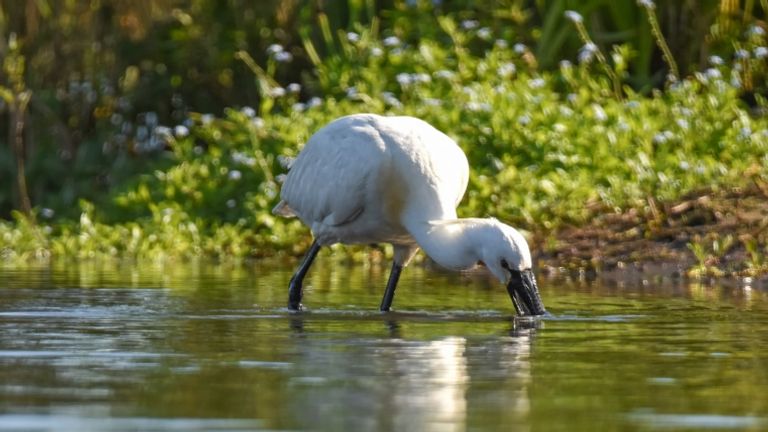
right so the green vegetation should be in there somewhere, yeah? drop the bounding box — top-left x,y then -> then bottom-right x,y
1,1 -> 767,276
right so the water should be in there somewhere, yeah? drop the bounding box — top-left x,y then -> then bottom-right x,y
1,259 -> 767,431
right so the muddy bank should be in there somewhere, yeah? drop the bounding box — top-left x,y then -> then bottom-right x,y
535,182 -> 768,287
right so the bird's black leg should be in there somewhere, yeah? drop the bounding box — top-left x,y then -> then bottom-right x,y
288,240 -> 321,310
379,262 -> 403,312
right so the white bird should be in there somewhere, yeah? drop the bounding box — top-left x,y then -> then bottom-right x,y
273,113 -> 547,315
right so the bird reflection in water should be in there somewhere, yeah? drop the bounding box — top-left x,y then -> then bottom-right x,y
286,315 -> 539,431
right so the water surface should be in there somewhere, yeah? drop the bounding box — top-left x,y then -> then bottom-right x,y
1,260 -> 767,431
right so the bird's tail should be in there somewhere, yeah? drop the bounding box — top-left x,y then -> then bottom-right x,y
272,200 -> 296,217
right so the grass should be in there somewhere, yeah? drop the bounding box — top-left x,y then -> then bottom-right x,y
2,8 -> 768,278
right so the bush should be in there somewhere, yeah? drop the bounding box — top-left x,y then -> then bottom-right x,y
1,3 -> 767,264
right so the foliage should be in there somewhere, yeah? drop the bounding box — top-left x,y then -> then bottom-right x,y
1,0 -> 768,273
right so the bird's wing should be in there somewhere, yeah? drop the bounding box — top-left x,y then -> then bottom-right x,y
279,119 -> 386,227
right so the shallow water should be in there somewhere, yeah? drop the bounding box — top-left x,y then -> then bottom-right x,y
1,259 -> 767,431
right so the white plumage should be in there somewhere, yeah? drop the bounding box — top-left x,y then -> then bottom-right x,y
274,113 -> 547,315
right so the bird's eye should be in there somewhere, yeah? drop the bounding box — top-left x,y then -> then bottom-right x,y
500,259 -> 510,270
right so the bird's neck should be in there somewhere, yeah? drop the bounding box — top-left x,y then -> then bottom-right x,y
407,218 -> 492,270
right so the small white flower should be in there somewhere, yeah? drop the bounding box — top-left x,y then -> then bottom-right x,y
461,20 -> 479,30
201,113 -> 214,125
251,117 -> 265,128
740,127 -> 752,139
174,125 -> 189,138
287,83 -> 302,93
269,86 -> 286,98
653,130 -> 674,143
528,77 -> 545,88
232,152 -> 256,167
705,68 -> 722,80
708,55 -> 724,66
518,115 -> 531,125
667,73 -> 678,83
267,44 -> 283,54
136,125 -> 149,141
145,112 -> 158,126
345,86 -> 359,98
559,60 -> 573,69
679,161 -> 690,170
513,43 -> 527,54
435,70 -> 455,79
241,106 -> 256,118
228,170 -> 242,181
292,102 -> 306,112
637,0 -> 655,9
277,155 -> 295,169
477,27 -> 492,40
381,92 -> 402,108
226,199 -> 237,208
41,208 -> 55,219
396,72 -> 413,86
592,104 -> 607,122
154,126 -> 172,137
383,36 -> 401,47
307,97 -> 323,108
578,42 -> 598,64
347,32 -> 360,43
749,25 -> 766,37
735,49 -> 750,60
414,73 -> 431,83
371,47 -> 383,57
564,10 -> 583,24
754,47 -> 768,59
274,51 -> 293,62
466,102 -> 491,112
495,39 -> 508,49
498,62 -> 516,77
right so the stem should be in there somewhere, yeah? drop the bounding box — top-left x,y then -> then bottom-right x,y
641,4 -> 679,82
12,91 -> 33,219
571,20 -> 622,99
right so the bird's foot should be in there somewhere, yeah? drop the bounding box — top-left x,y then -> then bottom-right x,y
288,300 -> 305,311
288,277 -> 304,311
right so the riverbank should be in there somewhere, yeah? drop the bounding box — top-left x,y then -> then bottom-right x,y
537,181 -> 768,284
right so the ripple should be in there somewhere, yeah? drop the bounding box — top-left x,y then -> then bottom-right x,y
0,414 -> 263,431
628,412 -> 767,429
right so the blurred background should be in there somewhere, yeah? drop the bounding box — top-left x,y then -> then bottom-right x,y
1,0 -> 766,262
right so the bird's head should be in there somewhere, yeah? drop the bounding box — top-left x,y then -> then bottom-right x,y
479,220 -> 548,317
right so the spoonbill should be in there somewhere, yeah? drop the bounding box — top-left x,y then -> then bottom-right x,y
273,113 -> 547,316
